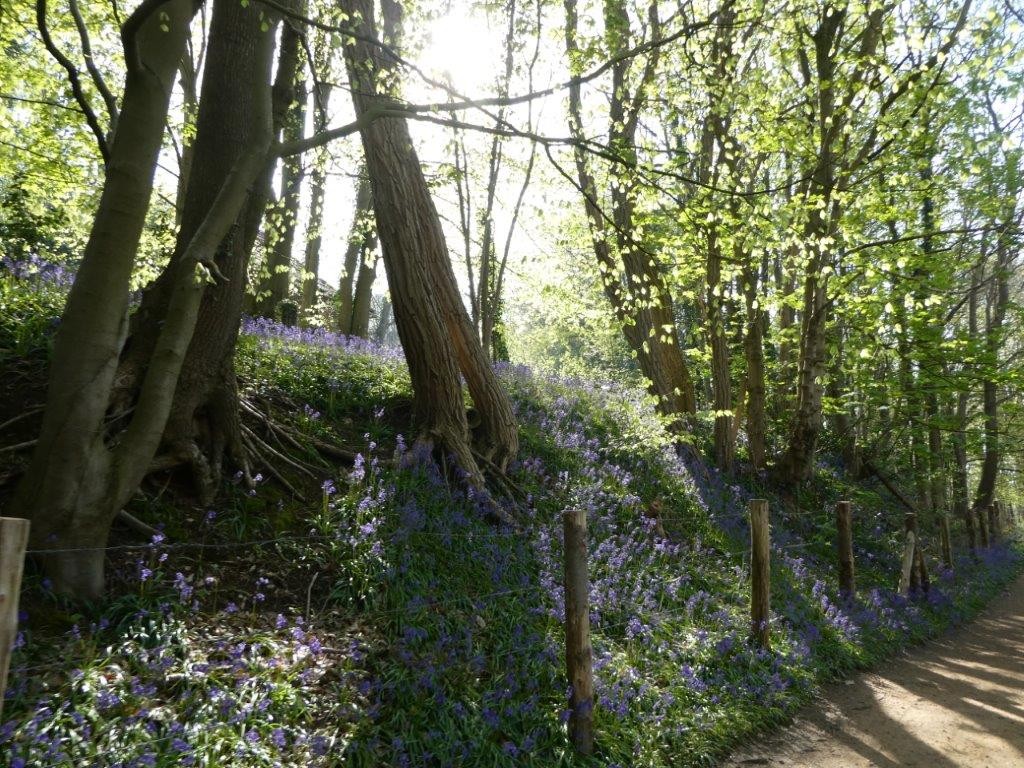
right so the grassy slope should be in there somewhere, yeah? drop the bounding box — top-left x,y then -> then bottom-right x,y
2,290 -> 1022,768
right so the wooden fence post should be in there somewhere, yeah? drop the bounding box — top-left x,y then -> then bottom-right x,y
749,499 -> 770,649
898,529 -> 917,596
0,517 -> 30,720
563,508 -> 594,755
836,501 -> 855,600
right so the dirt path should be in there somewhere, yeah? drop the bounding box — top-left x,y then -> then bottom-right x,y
724,574 -> 1024,768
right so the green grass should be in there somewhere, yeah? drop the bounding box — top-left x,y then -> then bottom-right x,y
2,284 -> 1022,767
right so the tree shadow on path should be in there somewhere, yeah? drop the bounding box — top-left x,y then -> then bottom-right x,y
724,574 -> 1024,767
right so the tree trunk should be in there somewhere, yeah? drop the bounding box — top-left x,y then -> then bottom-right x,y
337,174 -> 372,334
373,296 -> 393,344
158,0 -> 280,500
781,245 -> 830,482
350,250 -> 377,338
11,2 -> 196,597
253,3 -> 304,320
13,0 -> 273,598
563,0 -> 696,438
300,38 -> 334,326
973,210 -> 1013,514
340,0 -> 517,476
174,44 -> 199,226
954,265 -> 981,551
774,244 -> 798,409
708,232 -> 733,470
260,69 -> 305,320
779,5 -> 882,483
742,271 -> 767,470
112,0 -> 281,501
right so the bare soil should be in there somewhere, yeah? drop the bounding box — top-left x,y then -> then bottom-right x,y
725,574 -> 1024,768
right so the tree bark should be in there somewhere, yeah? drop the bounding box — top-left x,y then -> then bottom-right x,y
253,5 -> 305,320
972,151 -> 1017,514
742,268 -> 768,470
350,250 -> 377,338
113,0 -> 281,501
300,32 -> 334,325
174,44 -> 199,226
563,0 -> 696,439
158,0 -> 279,500
337,174 -> 373,334
340,0 -> 518,476
12,1 -> 197,597
779,9 -> 845,483
373,296 -> 393,344
13,0 -> 273,598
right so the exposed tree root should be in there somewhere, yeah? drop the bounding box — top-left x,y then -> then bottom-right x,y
241,424 -> 317,482
0,439 -> 37,453
115,509 -> 161,538
474,450 -> 528,502
241,431 -> 307,501
0,405 -> 44,434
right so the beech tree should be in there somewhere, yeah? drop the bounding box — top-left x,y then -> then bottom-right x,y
12,0 -> 277,597
336,173 -> 379,337
563,0 -> 697,440
112,0 -> 286,502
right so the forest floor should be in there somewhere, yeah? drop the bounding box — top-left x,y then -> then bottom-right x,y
725,572 -> 1024,768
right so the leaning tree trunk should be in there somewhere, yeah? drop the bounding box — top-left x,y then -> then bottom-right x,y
340,0 -> 517,476
11,1 -> 196,597
13,0 -> 274,598
563,0 -> 696,439
113,0 -> 280,501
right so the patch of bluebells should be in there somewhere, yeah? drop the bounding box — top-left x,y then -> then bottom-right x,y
3,569 -> 366,768
8,324 -> 1023,767
1,254 -> 76,288
241,316 -> 403,361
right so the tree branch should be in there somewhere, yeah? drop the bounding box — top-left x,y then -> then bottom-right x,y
69,0 -> 120,135
36,0 -> 110,162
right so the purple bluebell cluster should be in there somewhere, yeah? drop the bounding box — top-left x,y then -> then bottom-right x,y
241,316 -> 403,360
0,254 -> 76,287
5,321 -> 1022,768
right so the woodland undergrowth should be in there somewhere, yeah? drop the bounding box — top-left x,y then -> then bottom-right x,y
2,274 -> 1022,768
